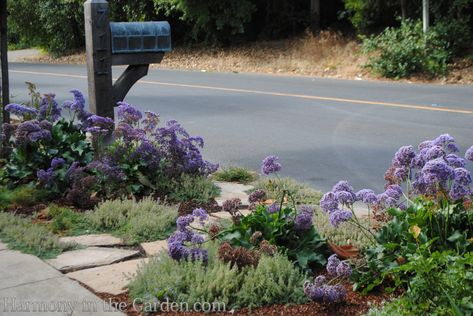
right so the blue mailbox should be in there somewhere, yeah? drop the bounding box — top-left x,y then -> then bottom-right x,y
110,21 -> 171,54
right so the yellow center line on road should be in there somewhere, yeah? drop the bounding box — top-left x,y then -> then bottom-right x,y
11,69 -> 473,115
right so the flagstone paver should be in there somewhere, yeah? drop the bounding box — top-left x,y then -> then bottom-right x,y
210,209 -> 252,221
140,240 -> 167,256
0,249 -> 123,315
60,234 -> 124,247
215,181 -> 253,206
67,258 -> 149,295
46,247 -> 140,273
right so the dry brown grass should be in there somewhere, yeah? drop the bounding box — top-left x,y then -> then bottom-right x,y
20,31 -> 473,84
158,31 -> 368,79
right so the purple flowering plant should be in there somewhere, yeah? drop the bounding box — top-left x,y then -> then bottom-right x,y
304,254 -> 352,303
216,155 -> 328,270
1,89 -> 95,185
329,135 -> 473,295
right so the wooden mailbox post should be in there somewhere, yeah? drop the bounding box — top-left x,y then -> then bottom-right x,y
84,0 -> 171,119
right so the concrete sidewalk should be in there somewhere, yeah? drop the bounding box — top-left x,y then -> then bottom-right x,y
0,241 -> 124,316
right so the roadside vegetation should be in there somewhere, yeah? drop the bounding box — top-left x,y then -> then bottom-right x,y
213,166 -> 258,184
7,0 -> 473,81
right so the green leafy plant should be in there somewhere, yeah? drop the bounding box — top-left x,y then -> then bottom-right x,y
169,174 -> 221,204
213,166 -> 257,184
220,204 -> 327,270
368,251 -> 473,316
129,241 -> 308,310
0,212 -> 70,258
363,20 -> 450,78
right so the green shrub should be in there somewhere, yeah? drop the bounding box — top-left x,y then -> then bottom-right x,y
129,242 -> 307,310
363,20 -> 450,78
0,212 -> 68,258
251,177 -> 322,205
0,185 -> 50,209
236,253 -> 307,308
120,197 -> 178,244
88,197 -> 178,244
213,166 -> 257,184
155,0 -> 255,45
169,174 -> 220,204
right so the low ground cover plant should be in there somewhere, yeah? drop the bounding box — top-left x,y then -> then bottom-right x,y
213,166 -> 257,184
129,241 -> 308,310
47,197 -> 178,245
0,211 -> 70,258
251,176 -> 322,206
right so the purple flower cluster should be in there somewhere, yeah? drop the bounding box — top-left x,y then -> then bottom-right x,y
167,209 -> 209,263
142,111 -> 160,133
249,189 -> 267,203
383,134 -> 473,201
261,155 -> 282,175
86,115 -> 114,136
304,254 -> 351,303
466,146 -> 473,162
117,102 -> 143,125
14,120 -> 52,146
267,202 -> 280,214
295,205 -> 314,231
38,93 -> 62,122
63,90 -> 92,126
37,157 -> 66,186
5,103 -> 38,119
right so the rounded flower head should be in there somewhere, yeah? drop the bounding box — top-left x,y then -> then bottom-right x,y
192,208 -> 208,225
446,154 -> 466,168
335,190 -> 356,205
117,102 -> 143,125
176,215 -> 194,231
142,111 -> 160,133
326,254 -> 341,275
336,261 -> 352,277
314,275 -> 327,287
5,103 -> 38,119
329,209 -> 352,228
51,158 -> 66,169
261,155 -> 282,175
248,189 -> 266,203
38,93 -> 61,122
267,202 -> 280,214
320,192 -> 339,213
421,158 -> 454,186
466,146 -> 473,162
356,189 -> 378,205
449,184 -> 470,201
295,209 -> 313,231
393,145 -> 415,167
454,168 -> 472,186
332,180 -> 354,194
324,285 -> 347,302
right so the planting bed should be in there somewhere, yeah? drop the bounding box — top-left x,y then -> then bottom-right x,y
1,87 -> 473,315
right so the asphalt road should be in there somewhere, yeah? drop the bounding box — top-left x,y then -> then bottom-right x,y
7,62 -> 473,193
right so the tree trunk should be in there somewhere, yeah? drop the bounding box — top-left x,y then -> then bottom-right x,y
400,0 -> 407,20
310,0 -> 320,33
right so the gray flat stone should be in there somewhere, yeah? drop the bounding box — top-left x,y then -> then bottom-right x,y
67,258 -> 149,295
0,276 -> 124,315
210,209 -> 252,221
59,234 -> 123,247
0,241 -> 7,251
46,247 -> 140,273
0,250 -> 62,290
140,240 -> 167,256
215,181 -> 253,207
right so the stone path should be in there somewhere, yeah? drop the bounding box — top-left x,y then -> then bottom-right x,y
215,181 -> 253,207
59,234 -> 123,247
0,241 -> 123,315
46,247 -> 140,273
